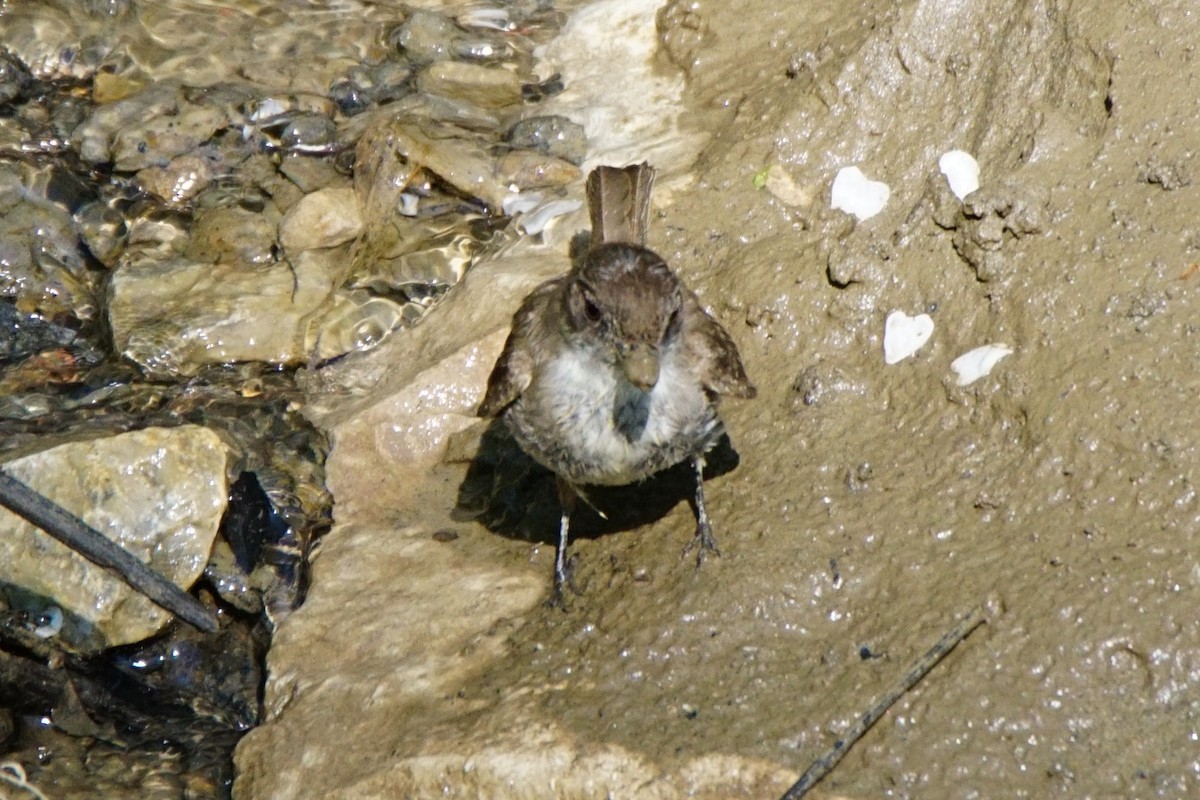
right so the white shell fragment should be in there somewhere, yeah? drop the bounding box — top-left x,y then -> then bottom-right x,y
951,344 -> 1014,386
501,191 -> 543,216
831,166 -> 890,220
939,150 -> 980,200
519,198 -> 582,235
502,191 -> 582,235
883,311 -> 935,364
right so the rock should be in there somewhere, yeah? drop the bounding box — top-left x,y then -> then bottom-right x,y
0,164 -> 95,322
136,153 -> 216,207
74,83 -> 173,164
0,426 -> 230,653
0,301 -> 77,361
74,200 -> 128,267
496,150 -> 581,191
416,61 -> 523,110
506,115 -> 588,166
278,113 -> 338,154
111,103 -> 230,172
0,51 -> 32,105
279,187 -> 364,253
186,205 -> 281,267
391,10 -> 459,64
278,154 -> 342,194
354,114 -> 511,211
108,250 -> 342,376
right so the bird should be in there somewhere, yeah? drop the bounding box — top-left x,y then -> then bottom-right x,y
477,163 -> 755,601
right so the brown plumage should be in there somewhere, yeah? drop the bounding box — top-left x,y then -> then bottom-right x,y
479,164 -> 754,602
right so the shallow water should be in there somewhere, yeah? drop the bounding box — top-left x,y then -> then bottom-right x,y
0,0 -> 577,796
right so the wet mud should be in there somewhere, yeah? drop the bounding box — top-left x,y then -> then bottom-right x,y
234,1 -> 1200,798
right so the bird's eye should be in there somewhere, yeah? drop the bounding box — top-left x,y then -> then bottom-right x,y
583,297 -> 602,321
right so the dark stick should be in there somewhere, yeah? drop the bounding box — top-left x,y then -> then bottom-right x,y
0,468 -> 219,633
780,605 -> 987,800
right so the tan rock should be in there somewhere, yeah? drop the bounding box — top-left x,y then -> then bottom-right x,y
0,426 -> 230,652
279,187 -> 364,253
416,62 -> 523,110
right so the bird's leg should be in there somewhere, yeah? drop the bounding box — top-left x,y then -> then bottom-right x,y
682,455 -> 721,567
551,476 -> 578,605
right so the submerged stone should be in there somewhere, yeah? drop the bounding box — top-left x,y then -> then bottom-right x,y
0,425 -> 230,653
279,186 -> 363,253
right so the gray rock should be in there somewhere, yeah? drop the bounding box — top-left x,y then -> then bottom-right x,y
391,10 -> 458,65
0,426 -> 230,653
506,115 -> 588,165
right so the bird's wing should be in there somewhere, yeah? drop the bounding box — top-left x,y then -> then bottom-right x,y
684,293 -> 757,399
477,281 -> 558,417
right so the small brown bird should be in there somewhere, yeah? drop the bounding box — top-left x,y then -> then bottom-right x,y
478,163 -> 755,600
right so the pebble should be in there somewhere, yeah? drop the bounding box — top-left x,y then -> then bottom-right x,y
111,103 -> 230,171
280,113 -> 339,154
416,61 -> 523,109
392,10 -> 459,64
136,153 -> 215,206
497,150 -> 581,190
279,187 -> 364,252
507,115 -> 588,165
0,51 -> 32,105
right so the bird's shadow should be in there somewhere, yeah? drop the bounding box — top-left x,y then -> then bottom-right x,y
452,419 -> 740,546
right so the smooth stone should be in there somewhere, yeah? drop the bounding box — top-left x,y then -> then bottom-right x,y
279,187 -> 364,253
506,115 -> 588,165
136,153 -> 215,206
108,249 -> 344,377
111,103 -> 230,172
0,426 -> 230,653
0,165 -> 93,321
393,9 -> 458,64
496,150 -> 581,191
416,61 -> 523,110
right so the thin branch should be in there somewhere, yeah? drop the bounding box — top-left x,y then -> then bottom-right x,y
0,468 -> 218,633
781,605 -> 988,799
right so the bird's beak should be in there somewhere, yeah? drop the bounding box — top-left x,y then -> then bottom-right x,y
620,344 -> 660,391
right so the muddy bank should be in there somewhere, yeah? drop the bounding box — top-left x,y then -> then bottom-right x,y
236,0 -> 1200,797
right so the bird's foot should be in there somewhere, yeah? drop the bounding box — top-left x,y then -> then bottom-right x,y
682,521 -> 721,570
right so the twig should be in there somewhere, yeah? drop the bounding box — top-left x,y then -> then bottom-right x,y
0,468 -> 218,633
780,605 -> 987,800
